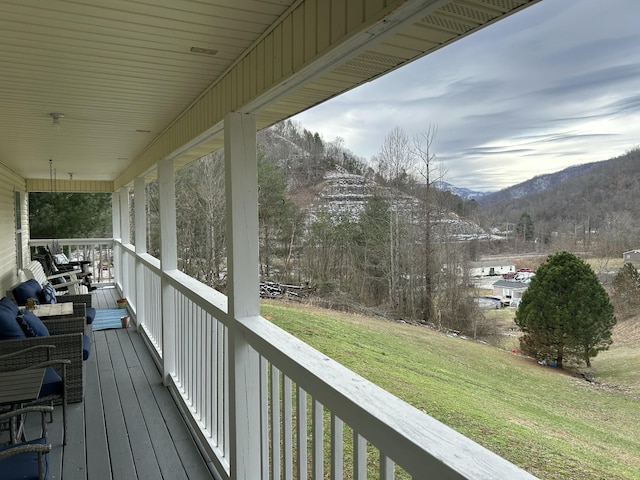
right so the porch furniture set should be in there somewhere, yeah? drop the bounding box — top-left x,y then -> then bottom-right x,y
0,262 -> 99,476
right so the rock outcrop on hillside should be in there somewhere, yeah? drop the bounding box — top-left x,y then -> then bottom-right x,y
303,166 -> 490,241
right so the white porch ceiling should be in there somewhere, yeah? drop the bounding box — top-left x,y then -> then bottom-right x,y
0,0 -> 539,191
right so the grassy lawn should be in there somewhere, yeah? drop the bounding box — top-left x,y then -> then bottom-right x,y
261,301 -> 640,480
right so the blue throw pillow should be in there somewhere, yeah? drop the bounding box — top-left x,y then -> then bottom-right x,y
19,310 -> 49,337
16,314 -> 37,337
13,279 -> 42,305
0,307 -> 25,339
0,296 -> 19,315
37,282 -> 57,304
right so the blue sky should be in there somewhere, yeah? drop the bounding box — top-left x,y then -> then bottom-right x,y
293,0 -> 640,191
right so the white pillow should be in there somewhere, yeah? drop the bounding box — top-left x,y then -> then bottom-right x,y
54,253 -> 70,264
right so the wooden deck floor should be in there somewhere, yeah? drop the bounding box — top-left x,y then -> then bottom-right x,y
24,287 -> 214,479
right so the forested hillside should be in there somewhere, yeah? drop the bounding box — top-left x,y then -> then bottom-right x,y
165,121 -> 486,334
478,148 -> 640,256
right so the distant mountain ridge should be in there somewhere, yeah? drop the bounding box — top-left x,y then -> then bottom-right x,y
478,161 -> 603,206
477,148 -> 640,235
434,181 -> 491,201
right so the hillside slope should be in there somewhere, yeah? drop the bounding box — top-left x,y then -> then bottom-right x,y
262,300 -> 640,480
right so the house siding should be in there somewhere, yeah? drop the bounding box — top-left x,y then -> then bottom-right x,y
469,262 -> 515,277
0,163 -> 27,293
492,280 -> 529,306
623,250 -> 640,265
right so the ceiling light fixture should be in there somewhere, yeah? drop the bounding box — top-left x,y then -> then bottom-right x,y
190,46 -> 217,56
48,112 -> 64,130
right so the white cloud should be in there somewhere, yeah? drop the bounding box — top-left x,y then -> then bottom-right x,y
293,0 -> 640,191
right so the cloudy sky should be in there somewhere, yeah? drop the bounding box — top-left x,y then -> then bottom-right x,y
292,0 -> 640,192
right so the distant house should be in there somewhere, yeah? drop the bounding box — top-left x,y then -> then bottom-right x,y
622,250 -> 640,265
469,261 -> 515,278
492,279 -> 529,307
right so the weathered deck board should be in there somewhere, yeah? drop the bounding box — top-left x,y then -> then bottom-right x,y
14,286 -> 213,480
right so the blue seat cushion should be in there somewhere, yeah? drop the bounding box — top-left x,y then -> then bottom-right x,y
39,365 -> 64,397
85,307 -> 96,325
0,436 -> 48,480
37,283 -> 57,304
82,334 -> 91,361
18,310 -> 49,337
0,307 -> 25,340
13,279 -> 42,306
0,296 -> 19,315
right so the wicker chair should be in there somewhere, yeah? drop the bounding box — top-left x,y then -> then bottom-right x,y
0,346 -> 70,445
0,405 -> 53,480
7,266 -> 95,336
0,328 -> 85,404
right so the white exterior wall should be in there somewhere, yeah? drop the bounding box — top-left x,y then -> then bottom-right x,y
470,264 -> 515,277
0,163 -> 28,293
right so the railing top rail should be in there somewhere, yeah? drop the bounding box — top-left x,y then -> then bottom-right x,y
165,269 -> 228,319
29,238 -> 115,245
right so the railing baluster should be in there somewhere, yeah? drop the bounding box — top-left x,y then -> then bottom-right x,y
218,321 -> 226,448
283,376 -> 293,480
331,414 -> 344,480
223,325 -> 230,461
185,295 -> 189,391
180,293 -> 186,393
297,386 -> 308,480
271,365 -> 281,480
380,455 -> 394,480
353,432 -> 366,480
205,311 -> 213,434
260,357 -> 268,480
190,300 -> 195,411
312,400 -> 323,480
196,304 -> 203,417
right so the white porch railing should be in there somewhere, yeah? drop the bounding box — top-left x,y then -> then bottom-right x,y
126,242 -> 539,479
60,238 -> 537,479
30,238 -> 115,285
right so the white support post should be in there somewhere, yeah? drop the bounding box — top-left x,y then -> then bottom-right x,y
134,177 -> 147,332
158,157 -> 177,385
112,192 -> 122,289
119,187 -> 131,301
119,188 -> 130,245
225,112 -> 261,479
134,178 -> 147,252
112,193 -> 121,240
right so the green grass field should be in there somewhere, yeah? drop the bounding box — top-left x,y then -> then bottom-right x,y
261,301 -> 640,479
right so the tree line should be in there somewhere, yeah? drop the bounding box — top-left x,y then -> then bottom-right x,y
152,121 -> 485,335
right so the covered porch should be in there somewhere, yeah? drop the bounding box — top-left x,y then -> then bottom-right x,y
19,232 -> 536,479
0,1 -> 543,478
